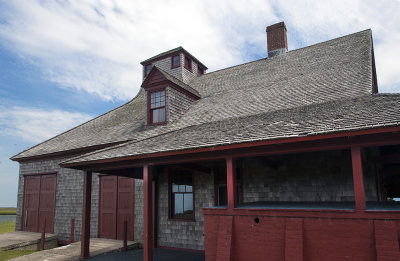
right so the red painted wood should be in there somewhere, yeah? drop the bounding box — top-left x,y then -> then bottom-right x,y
117,177 -> 134,241
351,146 -> 366,211
226,157 -> 237,209
374,220 -> 400,261
40,218 -> 46,250
143,165 -> 153,261
22,176 -> 40,232
80,171 -> 92,260
22,174 -> 56,233
285,218 -> 303,261
38,175 -> 56,233
123,220 -> 127,252
98,176 -> 134,241
70,218 -> 75,243
204,212 -> 394,261
216,216 -> 233,261
98,176 -> 117,239
62,127 -> 400,169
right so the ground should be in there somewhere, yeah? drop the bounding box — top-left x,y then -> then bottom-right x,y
0,218 -> 37,261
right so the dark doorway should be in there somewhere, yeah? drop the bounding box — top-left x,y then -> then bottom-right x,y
22,173 -> 57,233
98,176 -> 135,240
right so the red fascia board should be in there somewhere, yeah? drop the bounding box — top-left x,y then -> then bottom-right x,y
202,207 -> 400,220
144,80 -> 200,100
61,126 -> 400,169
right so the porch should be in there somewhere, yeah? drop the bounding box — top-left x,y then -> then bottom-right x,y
64,128 -> 400,261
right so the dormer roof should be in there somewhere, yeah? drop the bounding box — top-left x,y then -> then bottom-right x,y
142,66 -> 201,99
140,46 -> 208,70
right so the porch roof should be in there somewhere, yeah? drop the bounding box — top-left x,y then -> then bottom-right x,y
61,94 -> 400,167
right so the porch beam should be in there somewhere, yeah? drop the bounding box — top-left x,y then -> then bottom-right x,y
143,165 -> 153,261
226,157 -> 237,209
351,146 -> 366,211
80,171 -> 92,260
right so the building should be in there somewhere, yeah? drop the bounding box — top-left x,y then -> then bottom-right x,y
11,22 -> 400,261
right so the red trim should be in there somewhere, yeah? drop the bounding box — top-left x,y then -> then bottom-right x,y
144,80 -> 200,100
226,157 -> 237,209
80,171 -> 92,260
202,208 -> 400,220
157,245 -> 205,253
351,146 -> 366,211
143,165 -> 153,261
23,171 -> 57,176
168,168 -> 195,221
171,54 -> 180,69
147,89 -> 167,125
184,56 -> 192,72
61,126 -> 400,169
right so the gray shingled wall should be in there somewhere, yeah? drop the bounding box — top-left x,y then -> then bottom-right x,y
156,170 -> 214,250
143,54 -> 183,82
16,156 -> 100,242
166,86 -> 196,123
241,150 -> 377,203
134,179 -> 143,244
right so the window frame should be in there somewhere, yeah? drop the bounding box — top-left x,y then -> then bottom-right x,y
144,64 -> 152,77
184,56 -> 192,72
168,169 -> 195,221
197,66 -> 204,76
171,54 -> 180,69
147,88 -> 167,125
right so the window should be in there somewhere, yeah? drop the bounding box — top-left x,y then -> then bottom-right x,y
150,90 -> 166,124
145,64 -> 152,77
170,171 -> 194,219
171,55 -> 180,68
198,66 -> 204,76
184,56 -> 192,71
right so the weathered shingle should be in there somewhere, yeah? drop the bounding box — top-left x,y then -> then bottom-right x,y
61,94 -> 400,165
12,30 -> 378,161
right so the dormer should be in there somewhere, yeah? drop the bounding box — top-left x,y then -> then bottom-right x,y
140,47 -> 208,84
141,66 -> 201,126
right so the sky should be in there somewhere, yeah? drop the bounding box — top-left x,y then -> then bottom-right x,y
0,0 -> 399,207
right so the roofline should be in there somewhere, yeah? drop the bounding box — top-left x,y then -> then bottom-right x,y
10,89 -> 145,161
60,125 -> 400,169
140,47 -> 208,69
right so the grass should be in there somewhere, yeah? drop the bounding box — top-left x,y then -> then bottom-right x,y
0,221 -> 15,235
0,250 -> 37,261
0,208 -> 16,215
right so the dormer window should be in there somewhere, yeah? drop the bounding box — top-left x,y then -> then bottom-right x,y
145,64 -> 152,77
184,56 -> 192,72
198,66 -> 204,76
149,90 -> 166,124
171,55 -> 180,68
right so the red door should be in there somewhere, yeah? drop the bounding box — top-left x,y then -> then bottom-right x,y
98,176 -> 134,240
22,174 -> 56,233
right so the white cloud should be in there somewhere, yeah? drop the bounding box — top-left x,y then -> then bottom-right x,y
0,0 -> 399,101
0,106 -> 92,143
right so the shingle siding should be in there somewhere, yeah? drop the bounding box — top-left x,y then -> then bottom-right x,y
166,86 -> 196,123
156,170 -> 214,250
16,156 -> 100,242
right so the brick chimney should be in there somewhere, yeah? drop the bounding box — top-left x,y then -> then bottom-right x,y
266,22 -> 288,58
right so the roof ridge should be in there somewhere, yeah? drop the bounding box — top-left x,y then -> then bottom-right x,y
190,29 -> 372,80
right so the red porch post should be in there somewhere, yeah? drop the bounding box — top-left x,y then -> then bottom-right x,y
226,157 -> 237,209
80,171 -> 92,260
351,146 -> 366,211
143,165 -> 153,261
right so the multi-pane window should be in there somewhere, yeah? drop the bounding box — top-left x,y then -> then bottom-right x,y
184,56 -> 192,71
145,64 -> 152,76
150,90 -> 166,123
198,66 -> 204,76
171,55 -> 180,68
171,171 -> 194,219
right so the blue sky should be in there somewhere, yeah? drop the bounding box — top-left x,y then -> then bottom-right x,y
0,0 -> 400,207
